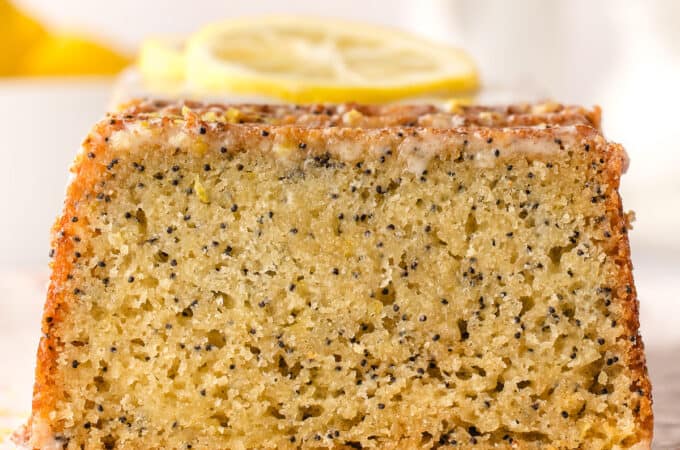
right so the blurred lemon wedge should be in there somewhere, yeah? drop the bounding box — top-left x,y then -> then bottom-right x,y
0,0 -> 46,75
1,0 -> 130,76
21,34 -> 130,76
140,16 -> 479,103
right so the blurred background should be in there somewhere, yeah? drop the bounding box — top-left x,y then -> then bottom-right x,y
0,0 -> 678,446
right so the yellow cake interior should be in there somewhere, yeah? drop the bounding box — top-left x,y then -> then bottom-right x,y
45,125 -> 645,449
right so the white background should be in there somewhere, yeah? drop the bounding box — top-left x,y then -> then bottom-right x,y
0,0 -> 678,446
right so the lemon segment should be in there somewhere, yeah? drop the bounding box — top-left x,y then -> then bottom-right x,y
0,0 -> 46,75
20,34 -> 130,76
138,36 -> 185,82
179,16 -> 478,103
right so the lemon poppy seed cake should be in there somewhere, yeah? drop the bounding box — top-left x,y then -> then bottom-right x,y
22,100 -> 652,449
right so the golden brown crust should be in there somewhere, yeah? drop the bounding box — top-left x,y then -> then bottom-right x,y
25,100 -> 650,449
116,98 -> 601,130
28,127 -> 112,448
600,142 -> 654,444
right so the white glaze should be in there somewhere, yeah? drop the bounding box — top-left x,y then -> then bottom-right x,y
105,117 -> 584,179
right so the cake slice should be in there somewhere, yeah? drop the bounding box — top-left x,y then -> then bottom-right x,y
22,100 -> 652,449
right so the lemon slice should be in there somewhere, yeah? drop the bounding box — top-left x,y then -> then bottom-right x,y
182,16 -> 478,103
138,36 -> 185,82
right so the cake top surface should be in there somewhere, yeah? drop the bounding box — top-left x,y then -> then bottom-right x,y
115,99 -> 602,130
98,100 -> 623,177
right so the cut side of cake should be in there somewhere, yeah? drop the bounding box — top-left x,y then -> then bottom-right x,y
23,100 -> 652,449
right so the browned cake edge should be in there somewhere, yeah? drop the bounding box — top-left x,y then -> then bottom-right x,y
605,142 -> 654,447
20,102 -> 651,449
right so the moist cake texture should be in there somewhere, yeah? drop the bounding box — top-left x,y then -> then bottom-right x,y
23,101 -> 651,449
